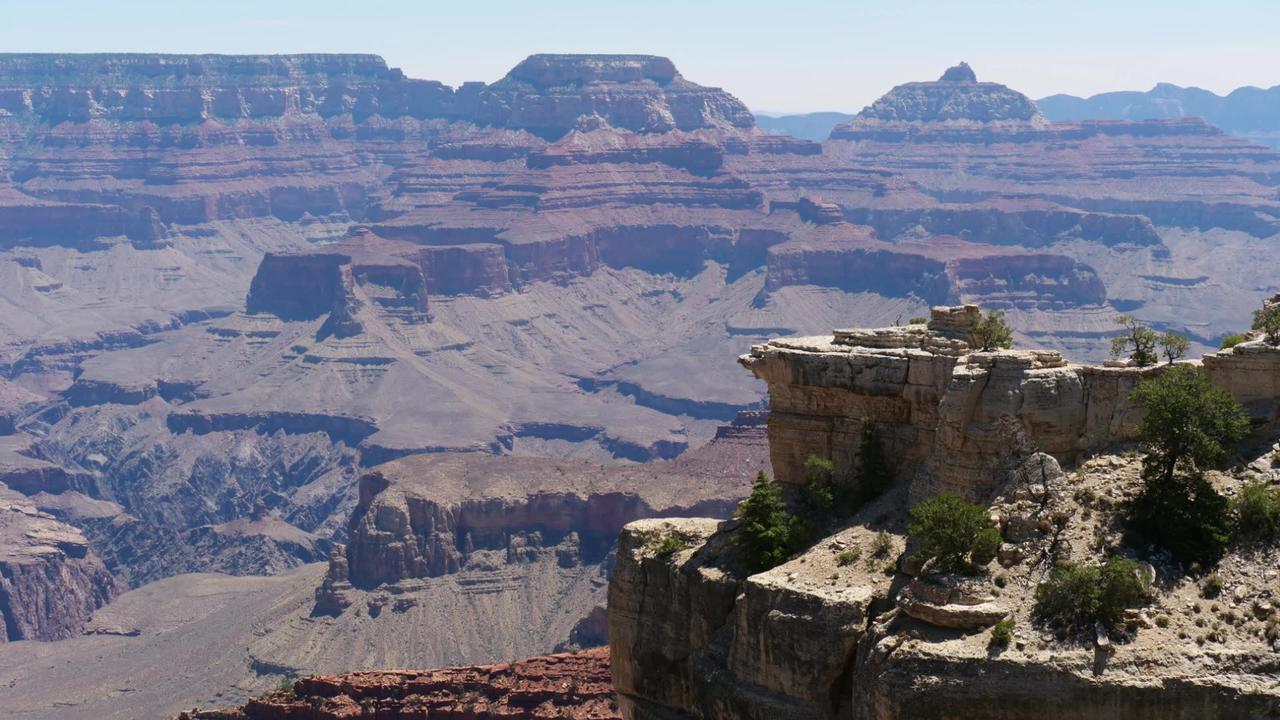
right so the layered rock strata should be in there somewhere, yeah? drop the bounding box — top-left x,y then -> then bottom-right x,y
322,428 -> 769,601
0,488 -> 116,641
739,305 -> 1156,499
180,647 -> 618,720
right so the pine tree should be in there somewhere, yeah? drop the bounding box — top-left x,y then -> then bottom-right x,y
736,471 -> 794,572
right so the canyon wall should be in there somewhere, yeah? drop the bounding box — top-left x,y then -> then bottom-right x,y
0,489 -> 116,641
611,307 -> 1280,720
741,305 -> 1280,501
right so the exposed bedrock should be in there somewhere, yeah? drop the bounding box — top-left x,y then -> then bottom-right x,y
0,201 -> 167,249
740,306 -> 1167,500
341,455 -> 747,589
245,253 -> 350,320
181,647 -> 619,720
0,52 -> 753,138
765,244 -> 951,303
764,225 -> 1108,312
166,410 -> 378,445
0,490 -> 116,641
610,515 -> 1280,720
843,204 -> 1163,248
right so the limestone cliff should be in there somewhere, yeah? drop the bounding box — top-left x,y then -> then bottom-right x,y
610,307 -> 1280,719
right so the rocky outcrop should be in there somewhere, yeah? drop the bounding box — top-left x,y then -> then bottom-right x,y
1202,339 -> 1280,428
738,305 -> 1280,501
335,433 -> 767,592
848,62 -> 1045,125
179,647 -> 618,720
764,225 -> 1107,309
479,54 -> 754,139
609,451 -> 1280,720
0,489 -> 116,641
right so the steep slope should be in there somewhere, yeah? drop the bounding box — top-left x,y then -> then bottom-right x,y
0,487 -> 115,642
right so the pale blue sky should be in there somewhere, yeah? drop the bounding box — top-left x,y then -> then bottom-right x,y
2,0 -> 1277,113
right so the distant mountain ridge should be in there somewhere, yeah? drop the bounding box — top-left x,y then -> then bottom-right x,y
1038,83 -> 1280,148
755,111 -> 854,141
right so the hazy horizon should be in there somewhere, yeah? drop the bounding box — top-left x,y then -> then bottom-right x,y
3,0 -> 1278,114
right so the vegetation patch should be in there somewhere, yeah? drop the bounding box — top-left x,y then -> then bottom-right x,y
907,492 -> 1000,574
1033,557 -> 1152,634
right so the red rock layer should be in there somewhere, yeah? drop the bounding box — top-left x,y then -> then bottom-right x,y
180,648 -> 619,720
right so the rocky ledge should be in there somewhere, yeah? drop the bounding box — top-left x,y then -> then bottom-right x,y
180,647 -> 619,719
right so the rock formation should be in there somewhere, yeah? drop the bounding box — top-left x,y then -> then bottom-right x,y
610,309 -> 1280,719
313,428 -> 769,650
1,55 -> 1279,678
179,647 -> 618,719
0,488 -> 115,641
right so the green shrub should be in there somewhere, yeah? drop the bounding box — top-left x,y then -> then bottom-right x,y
1128,473 -> 1233,566
1127,365 -> 1249,565
1111,315 -> 1158,367
907,493 -> 999,573
989,617 -> 1014,649
1253,303 -> 1280,344
908,316 -> 929,325
1219,334 -> 1247,350
871,530 -> 894,558
1201,573 -> 1224,599
836,547 -> 861,566
1234,479 -> 1280,540
1033,557 -> 1152,633
653,532 -> 689,557
736,471 -> 797,572
970,309 -> 1014,351
970,526 -> 1002,566
855,420 -> 893,502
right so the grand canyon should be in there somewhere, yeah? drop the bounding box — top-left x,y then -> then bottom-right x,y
0,40 -> 1279,720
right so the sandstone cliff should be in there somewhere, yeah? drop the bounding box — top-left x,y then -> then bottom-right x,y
610,307 -> 1280,719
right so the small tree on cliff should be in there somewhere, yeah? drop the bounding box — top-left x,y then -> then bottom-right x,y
737,471 -> 795,572
1252,301 -> 1280,344
1127,364 -> 1249,565
1158,332 -> 1190,365
1111,316 -> 1158,367
970,309 -> 1014,351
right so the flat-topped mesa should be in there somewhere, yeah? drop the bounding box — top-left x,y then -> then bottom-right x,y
479,54 -> 755,138
503,54 -> 680,88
